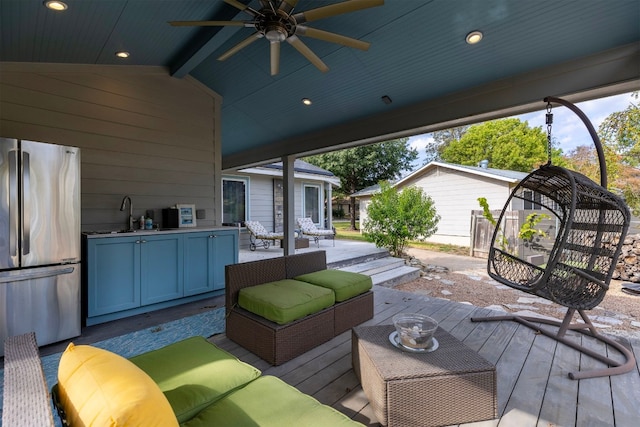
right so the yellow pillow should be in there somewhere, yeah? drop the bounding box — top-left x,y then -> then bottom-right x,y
57,343 -> 179,427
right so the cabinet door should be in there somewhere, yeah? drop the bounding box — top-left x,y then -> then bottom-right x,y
212,230 -> 238,291
140,234 -> 183,305
183,232 -> 215,296
86,237 -> 140,317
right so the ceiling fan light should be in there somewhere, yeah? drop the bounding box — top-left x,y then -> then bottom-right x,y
115,51 -> 130,58
466,30 -> 483,45
44,1 -> 68,11
302,98 -> 312,106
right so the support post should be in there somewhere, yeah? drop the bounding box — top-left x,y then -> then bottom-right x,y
282,155 -> 296,255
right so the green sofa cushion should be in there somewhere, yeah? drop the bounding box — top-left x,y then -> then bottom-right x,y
295,270 -> 373,302
181,375 -> 364,427
238,279 -> 335,325
129,336 -> 261,423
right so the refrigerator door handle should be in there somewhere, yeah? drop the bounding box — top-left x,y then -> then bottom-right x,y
9,150 -> 19,258
22,150 -> 31,255
0,266 -> 75,283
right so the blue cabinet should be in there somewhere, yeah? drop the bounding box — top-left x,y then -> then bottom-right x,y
184,229 -> 238,296
86,236 -> 140,317
85,229 -> 238,325
140,234 -> 183,305
212,230 -> 238,291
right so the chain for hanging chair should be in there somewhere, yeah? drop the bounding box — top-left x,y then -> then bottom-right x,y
471,96 -> 633,380
545,100 -> 553,165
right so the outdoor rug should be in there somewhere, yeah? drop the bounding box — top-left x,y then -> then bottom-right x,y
0,306 -> 226,421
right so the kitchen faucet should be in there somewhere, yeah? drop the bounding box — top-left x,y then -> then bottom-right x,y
120,196 -> 135,231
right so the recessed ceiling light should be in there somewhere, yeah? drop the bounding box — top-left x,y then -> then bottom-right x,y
115,51 -> 130,58
302,98 -> 312,106
465,30 -> 483,45
44,1 -> 68,11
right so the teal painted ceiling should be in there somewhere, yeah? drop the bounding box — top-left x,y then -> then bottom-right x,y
1,0 -> 639,169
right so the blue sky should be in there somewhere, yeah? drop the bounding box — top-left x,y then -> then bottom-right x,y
407,91 -> 637,169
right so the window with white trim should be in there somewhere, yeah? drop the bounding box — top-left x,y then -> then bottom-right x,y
303,183 -> 321,224
222,176 -> 249,224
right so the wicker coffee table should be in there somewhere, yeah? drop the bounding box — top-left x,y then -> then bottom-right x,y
352,324 -> 497,427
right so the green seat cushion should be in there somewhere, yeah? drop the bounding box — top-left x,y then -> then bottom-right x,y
129,336 -> 261,423
181,375 -> 364,427
295,270 -> 372,302
238,279 -> 335,325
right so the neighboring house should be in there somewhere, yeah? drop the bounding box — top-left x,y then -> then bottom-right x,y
352,161 -> 529,247
332,196 -> 359,220
223,160 -> 339,249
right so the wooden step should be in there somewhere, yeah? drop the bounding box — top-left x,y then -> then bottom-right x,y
370,265 -> 421,287
339,257 -> 405,276
336,255 -> 421,288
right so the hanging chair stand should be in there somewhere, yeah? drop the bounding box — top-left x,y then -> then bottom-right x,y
471,96 -> 634,380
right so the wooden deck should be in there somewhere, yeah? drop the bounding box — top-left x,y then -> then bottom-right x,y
210,285 -> 640,427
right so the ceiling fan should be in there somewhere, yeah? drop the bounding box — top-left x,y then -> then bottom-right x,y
169,0 -> 383,75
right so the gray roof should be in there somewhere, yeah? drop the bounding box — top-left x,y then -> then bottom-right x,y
351,161 -> 529,198
260,159 -> 335,177
449,163 -> 529,181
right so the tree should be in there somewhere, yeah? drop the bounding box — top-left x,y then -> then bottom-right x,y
440,118 -> 551,172
598,93 -> 640,167
362,182 -> 439,256
304,139 -> 418,230
564,93 -> 640,215
424,125 -> 469,163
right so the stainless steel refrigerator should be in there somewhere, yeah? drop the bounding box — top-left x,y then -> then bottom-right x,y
1,137 -> 81,355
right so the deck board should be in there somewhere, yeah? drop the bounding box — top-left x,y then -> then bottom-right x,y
210,285 -> 640,426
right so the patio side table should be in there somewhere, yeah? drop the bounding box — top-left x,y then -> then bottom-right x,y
352,324 -> 497,427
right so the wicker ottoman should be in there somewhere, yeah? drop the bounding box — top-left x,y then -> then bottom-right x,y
352,325 -> 497,427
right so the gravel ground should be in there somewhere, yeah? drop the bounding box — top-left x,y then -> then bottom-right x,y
396,248 -> 640,339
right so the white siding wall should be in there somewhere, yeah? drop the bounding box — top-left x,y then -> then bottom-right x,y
230,172 -> 328,249
412,167 -> 512,245
248,176 -> 275,227
358,166 -> 516,247
0,63 -> 221,231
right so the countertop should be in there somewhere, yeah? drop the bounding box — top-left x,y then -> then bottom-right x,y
83,226 -> 239,238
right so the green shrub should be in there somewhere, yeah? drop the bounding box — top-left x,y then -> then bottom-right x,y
363,182 -> 440,256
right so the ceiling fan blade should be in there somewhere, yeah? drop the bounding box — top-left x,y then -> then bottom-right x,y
295,26 -> 370,50
224,0 -> 261,17
278,0 -> 299,14
293,0 -> 383,24
270,41 -> 281,76
286,35 -> 329,73
218,32 -> 264,61
169,20 -> 248,27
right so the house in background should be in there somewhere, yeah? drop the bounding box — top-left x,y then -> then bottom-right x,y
332,196 -> 359,220
223,160 -> 339,249
353,161 -> 529,247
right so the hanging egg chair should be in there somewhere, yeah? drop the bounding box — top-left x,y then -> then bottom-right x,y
472,96 -> 634,380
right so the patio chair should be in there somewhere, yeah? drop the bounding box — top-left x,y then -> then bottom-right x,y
244,221 -> 283,251
296,217 -> 336,247
471,97 -> 634,380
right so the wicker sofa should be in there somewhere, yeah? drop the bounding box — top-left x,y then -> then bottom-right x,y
225,251 -> 374,365
2,333 -> 365,427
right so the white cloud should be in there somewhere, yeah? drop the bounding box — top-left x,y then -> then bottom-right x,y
517,93 -> 634,153
408,134 -> 434,151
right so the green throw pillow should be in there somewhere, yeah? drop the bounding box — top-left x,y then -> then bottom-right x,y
129,336 -> 261,423
295,270 -> 372,302
181,375 -> 364,427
